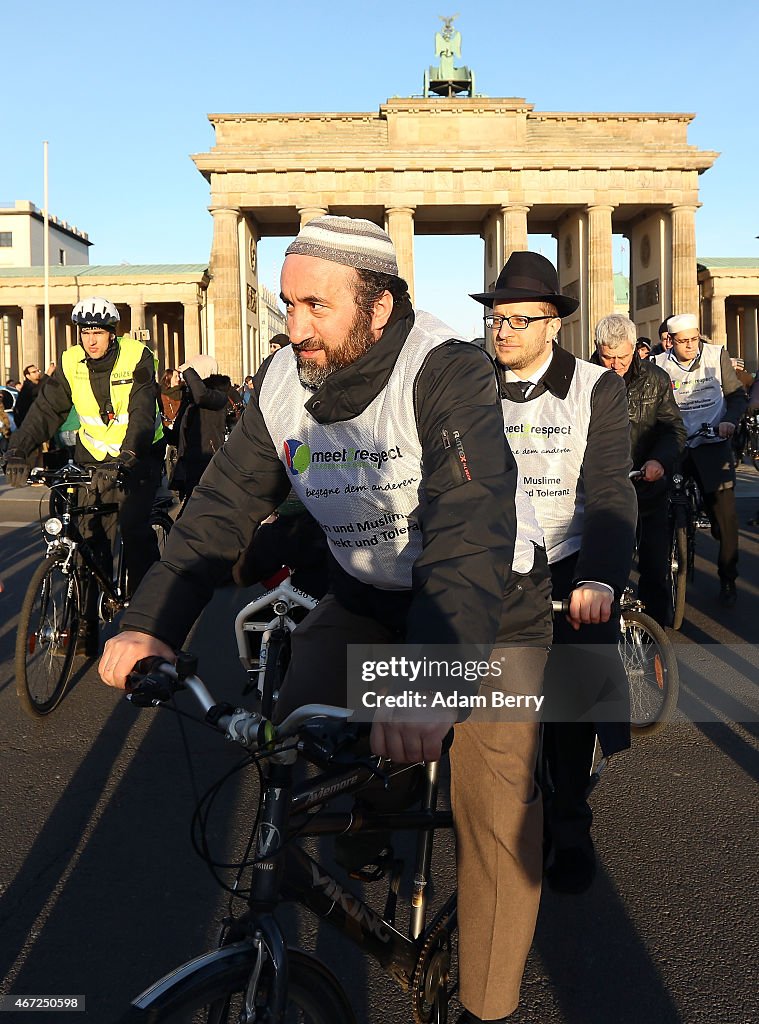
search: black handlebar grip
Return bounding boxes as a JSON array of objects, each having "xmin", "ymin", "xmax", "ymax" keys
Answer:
[{"xmin": 126, "ymin": 656, "xmax": 178, "ymax": 706}]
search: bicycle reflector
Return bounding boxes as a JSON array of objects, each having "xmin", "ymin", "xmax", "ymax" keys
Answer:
[{"xmin": 43, "ymin": 517, "xmax": 63, "ymax": 536}]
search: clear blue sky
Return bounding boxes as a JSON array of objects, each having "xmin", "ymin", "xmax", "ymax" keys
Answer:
[{"xmin": 2, "ymin": 0, "xmax": 757, "ymax": 338}]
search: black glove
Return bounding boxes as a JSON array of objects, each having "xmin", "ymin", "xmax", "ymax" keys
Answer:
[
  {"xmin": 91, "ymin": 451, "xmax": 139, "ymax": 492},
  {"xmin": 3, "ymin": 451, "xmax": 31, "ymax": 488}
]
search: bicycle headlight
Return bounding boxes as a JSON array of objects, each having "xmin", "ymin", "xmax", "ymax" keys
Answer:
[{"xmin": 44, "ymin": 517, "xmax": 63, "ymax": 537}]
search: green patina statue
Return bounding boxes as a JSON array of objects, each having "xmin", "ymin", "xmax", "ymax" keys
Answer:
[{"xmin": 424, "ymin": 14, "xmax": 476, "ymax": 97}]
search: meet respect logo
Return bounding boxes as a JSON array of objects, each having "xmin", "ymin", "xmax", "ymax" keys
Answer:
[{"xmin": 283, "ymin": 439, "xmax": 404, "ymax": 476}]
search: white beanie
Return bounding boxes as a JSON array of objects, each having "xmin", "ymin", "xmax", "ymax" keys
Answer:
[
  {"xmin": 286, "ymin": 216, "xmax": 398, "ymax": 277},
  {"xmin": 667, "ymin": 313, "xmax": 699, "ymax": 335}
]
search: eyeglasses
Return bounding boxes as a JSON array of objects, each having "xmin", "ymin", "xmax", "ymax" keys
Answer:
[{"xmin": 484, "ymin": 314, "xmax": 554, "ymax": 332}]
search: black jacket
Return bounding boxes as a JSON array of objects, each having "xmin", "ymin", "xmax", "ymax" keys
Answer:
[
  {"xmin": 590, "ymin": 351, "xmax": 686, "ymax": 513},
  {"xmin": 121, "ymin": 308, "xmax": 539, "ymax": 650},
  {"xmin": 9, "ymin": 342, "xmax": 161, "ymax": 466},
  {"xmin": 499, "ymin": 344, "xmax": 637, "ymax": 598},
  {"xmin": 172, "ymin": 370, "xmax": 235, "ymax": 489},
  {"xmin": 13, "ymin": 376, "xmax": 46, "ymax": 427}
]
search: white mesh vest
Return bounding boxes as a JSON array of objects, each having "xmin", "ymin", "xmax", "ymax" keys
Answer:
[
  {"xmin": 654, "ymin": 344, "xmax": 725, "ymax": 447},
  {"xmin": 258, "ymin": 312, "xmax": 541, "ymax": 588},
  {"xmin": 502, "ymin": 359, "xmax": 609, "ymax": 565}
]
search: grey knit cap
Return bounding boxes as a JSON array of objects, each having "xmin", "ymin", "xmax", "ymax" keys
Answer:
[{"xmin": 285, "ymin": 215, "xmax": 398, "ymax": 276}]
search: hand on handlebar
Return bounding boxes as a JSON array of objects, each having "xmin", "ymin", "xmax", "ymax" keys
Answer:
[
  {"xmin": 99, "ymin": 631, "xmax": 176, "ymax": 689},
  {"xmin": 718, "ymin": 421, "xmax": 736, "ymax": 440},
  {"xmin": 3, "ymin": 452, "xmax": 31, "ymax": 488},
  {"xmin": 640, "ymin": 459, "xmax": 665, "ymax": 482},
  {"xmin": 370, "ymin": 710, "xmax": 456, "ymax": 764},
  {"xmin": 565, "ymin": 584, "xmax": 614, "ymax": 631}
]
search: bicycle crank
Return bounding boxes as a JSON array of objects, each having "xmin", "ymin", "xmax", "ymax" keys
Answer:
[{"xmin": 412, "ymin": 922, "xmax": 452, "ymax": 1024}]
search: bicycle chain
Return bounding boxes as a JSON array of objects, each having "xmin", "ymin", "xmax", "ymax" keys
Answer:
[{"xmin": 411, "ymin": 918, "xmax": 452, "ymax": 1024}]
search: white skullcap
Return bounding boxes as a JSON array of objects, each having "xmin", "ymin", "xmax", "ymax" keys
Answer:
[{"xmin": 667, "ymin": 314, "xmax": 699, "ymax": 335}]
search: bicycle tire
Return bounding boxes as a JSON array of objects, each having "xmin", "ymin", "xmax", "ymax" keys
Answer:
[
  {"xmin": 670, "ymin": 524, "xmax": 688, "ymax": 631},
  {"xmin": 261, "ymin": 630, "xmax": 291, "ymax": 720},
  {"xmin": 150, "ymin": 510, "xmax": 173, "ymax": 556},
  {"xmin": 119, "ymin": 946, "xmax": 356, "ymax": 1024},
  {"xmin": 620, "ymin": 609, "xmax": 679, "ymax": 737},
  {"xmin": 15, "ymin": 555, "xmax": 82, "ymax": 718}
]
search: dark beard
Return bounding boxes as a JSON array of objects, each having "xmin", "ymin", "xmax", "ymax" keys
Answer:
[{"xmin": 294, "ymin": 309, "xmax": 375, "ymax": 390}]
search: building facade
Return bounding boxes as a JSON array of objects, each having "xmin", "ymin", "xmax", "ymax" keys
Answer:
[
  {"xmin": 698, "ymin": 258, "xmax": 759, "ymax": 371},
  {"xmin": 192, "ymin": 96, "xmax": 717, "ymax": 377},
  {"xmin": 0, "ymin": 201, "xmax": 90, "ymax": 269}
]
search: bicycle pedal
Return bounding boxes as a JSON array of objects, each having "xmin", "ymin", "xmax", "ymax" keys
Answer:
[{"xmin": 348, "ymin": 848, "xmax": 397, "ymax": 883}]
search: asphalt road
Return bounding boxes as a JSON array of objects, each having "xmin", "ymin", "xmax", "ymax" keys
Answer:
[{"xmin": 0, "ymin": 472, "xmax": 757, "ymax": 1024}]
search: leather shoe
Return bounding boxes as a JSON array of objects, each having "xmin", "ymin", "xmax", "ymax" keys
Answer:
[
  {"xmin": 718, "ymin": 581, "xmax": 737, "ymax": 609},
  {"xmin": 545, "ymin": 844, "xmax": 597, "ymax": 894},
  {"xmin": 456, "ymin": 1012, "xmax": 510, "ymax": 1023}
]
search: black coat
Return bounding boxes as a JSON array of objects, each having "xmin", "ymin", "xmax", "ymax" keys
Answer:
[
  {"xmin": 591, "ymin": 352, "xmax": 686, "ymax": 514},
  {"xmin": 173, "ymin": 370, "xmax": 242, "ymax": 490}
]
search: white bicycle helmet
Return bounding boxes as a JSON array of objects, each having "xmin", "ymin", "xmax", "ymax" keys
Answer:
[{"xmin": 71, "ymin": 297, "xmax": 120, "ymax": 331}]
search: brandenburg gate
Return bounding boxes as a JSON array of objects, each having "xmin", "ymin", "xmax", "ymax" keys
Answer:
[{"xmin": 193, "ymin": 96, "xmax": 717, "ymax": 380}]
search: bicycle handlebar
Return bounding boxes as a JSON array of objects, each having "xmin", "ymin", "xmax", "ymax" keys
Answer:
[
  {"xmin": 28, "ymin": 464, "xmax": 94, "ymax": 486},
  {"xmin": 125, "ymin": 655, "xmax": 352, "ymax": 754},
  {"xmin": 686, "ymin": 422, "xmax": 720, "ymax": 443}
]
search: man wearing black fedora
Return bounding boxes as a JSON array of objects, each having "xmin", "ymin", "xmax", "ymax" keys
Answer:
[{"xmin": 472, "ymin": 251, "xmax": 637, "ymax": 894}]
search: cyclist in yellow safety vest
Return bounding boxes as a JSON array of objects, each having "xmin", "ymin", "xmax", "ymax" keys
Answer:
[{"xmin": 3, "ymin": 297, "xmax": 166, "ymax": 656}]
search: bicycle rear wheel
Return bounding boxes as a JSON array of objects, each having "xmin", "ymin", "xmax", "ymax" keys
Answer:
[
  {"xmin": 150, "ymin": 510, "xmax": 173, "ymax": 556},
  {"xmin": 120, "ymin": 947, "xmax": 356, "ymax": 1023},
  {"xmin": 620, "ymin": 609, "xmax": 679, "ymax": 737},
  {"xmin": 15, "ymin": 555, "xmax": 82, "ymax": 718},
  {"xmin": 261, "ymin": 630, "xmax": 291, "ymax": 718},
  {"xmin": 670, "ymin": 523, "xmax": 688, "ymax": 630}
]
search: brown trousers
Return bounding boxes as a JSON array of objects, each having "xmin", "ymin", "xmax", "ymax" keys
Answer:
[{"xmin": 274, "ymin": 593, "xmax": 547, "ymax": 1020}]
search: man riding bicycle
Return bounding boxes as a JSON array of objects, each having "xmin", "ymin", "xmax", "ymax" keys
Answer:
[
  {"xmin": 654, "ymin": 313, "xmax": 747, "ymax": 608},
  {"xmin": 592, "ymin": 314, "xmax": 686, "ymax": 626},
  {"xmin": 99, "ymin": 216, "xmax": 553, "ymax": 1024},
  {"xmin": 3, "ymin": 296, "xmax": 165, "ymax": 654}
]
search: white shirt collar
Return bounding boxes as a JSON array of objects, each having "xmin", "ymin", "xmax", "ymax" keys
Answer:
[{"xmin": 502, "ymin": 348, "xmax": 554, "ymax": 387}]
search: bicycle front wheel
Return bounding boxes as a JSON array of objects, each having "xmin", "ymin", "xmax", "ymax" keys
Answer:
[
  {"xmin": 15, "ymin": 555, "xmax": 82, "ymax": 718},
  {"xmin": 620, "ymin": 609, "xmax": 679, "ymax": 737},
  {"xmin": 121, "ymin": 946, "xmax": 356, "ymax": 1024},
  {"xmin": 670, "ymin": 523, "xmax": 688, "ymax": 630}
]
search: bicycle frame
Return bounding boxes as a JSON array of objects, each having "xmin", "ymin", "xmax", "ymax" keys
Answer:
[{"xmin": 129, "ymin": 704, "xmax": 456, "ymax": 1019}]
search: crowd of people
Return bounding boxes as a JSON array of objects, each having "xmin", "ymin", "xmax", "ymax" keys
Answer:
[{"xmin": 4, "ymin": 215, "xmax": 757, "ymax": 1023}]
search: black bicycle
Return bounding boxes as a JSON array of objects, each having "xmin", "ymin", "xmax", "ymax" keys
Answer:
[
  {"xmin": 667, "ymin": 424, "xmax": 717, "ymax": 630},
  {"xmin": 15, "ymin": 464, "xmax": 173, "ymax": 719},
  {"xmin": 733, "ymin": 410, "xmax": 759, "ymax": 472},
  {"xmin": 119, "ymin": 654, "xmax": 456, "ymax": 1024}
]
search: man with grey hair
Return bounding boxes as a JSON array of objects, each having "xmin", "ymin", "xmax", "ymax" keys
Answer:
[
  {"xmin": 655, "ymin": 313, "xmax": 746, "ymax": 607},
  {"xmin": 98, "ymin": 215, "xmax": 553, "ymax": 1023},
  {"xmin": 593, "ymin": 314, "xmax": 686, "ymax": 625}
]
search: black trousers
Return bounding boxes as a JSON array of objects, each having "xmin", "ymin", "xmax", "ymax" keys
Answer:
[
  {"xmin": 682, "ymin": 444, "xmax": 739, "ymax": 583},
  {"xmin": 637, "ymin": 499, "xmax": 671, "ymax": 627},
  {"xmin": 81, "ymin": 459, "xmax": 162, "ymax": 622},
  {"xmin": 542, "ymin": 553, "xmax": 629, "ymax": 852}
]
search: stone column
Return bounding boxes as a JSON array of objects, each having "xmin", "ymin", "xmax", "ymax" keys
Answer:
[
  {"xmin": 65, "ymin": 322, "xmax": 75, "ymax": 349},
  {"xmin": 7, "ymin": 311, "xmax": 22, "ymax": 379},
  {"xmin": 183, "ymin": 301, "xmax": 201, "ymax": 361},
  {"xmin": 21, "ymin": 305, "xmax": 42, "ymax": 369},
  {"xmin": 671, "ymin": 205, "xmax": 699, "ymax": 316},
  {"xmin": 384, "ymin": 206, "xmax": 415, "ymax": 301},
  {"xmin": 298, "ymin": 206, "xmax": 328, "ymax": 228},
  {"xmin": 742, "ymin": 303, "xmax": 759, "ymax": 373},
  {"xmin": 130, "ymin": 300, "xmax": 146, "ymax": 335},
  {"xmin": 586, "ymin": 204, "xmax": 615, "ymax": 344},
  {"xmin": 499, "ymin": 204, "xmax": 530, "ymax": 261},
  {"xmin": 208, "ymin": 206, "xmax": 242, "ymax": 380},
  {"xmin": 710, "ymin": 294, "xmax": 727, "ymax": 348}
]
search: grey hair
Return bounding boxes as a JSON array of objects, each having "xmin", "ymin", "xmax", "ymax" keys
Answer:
[{"xmin": 595, "ymin": 314, "xmax": 637, "ymax": 351}]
